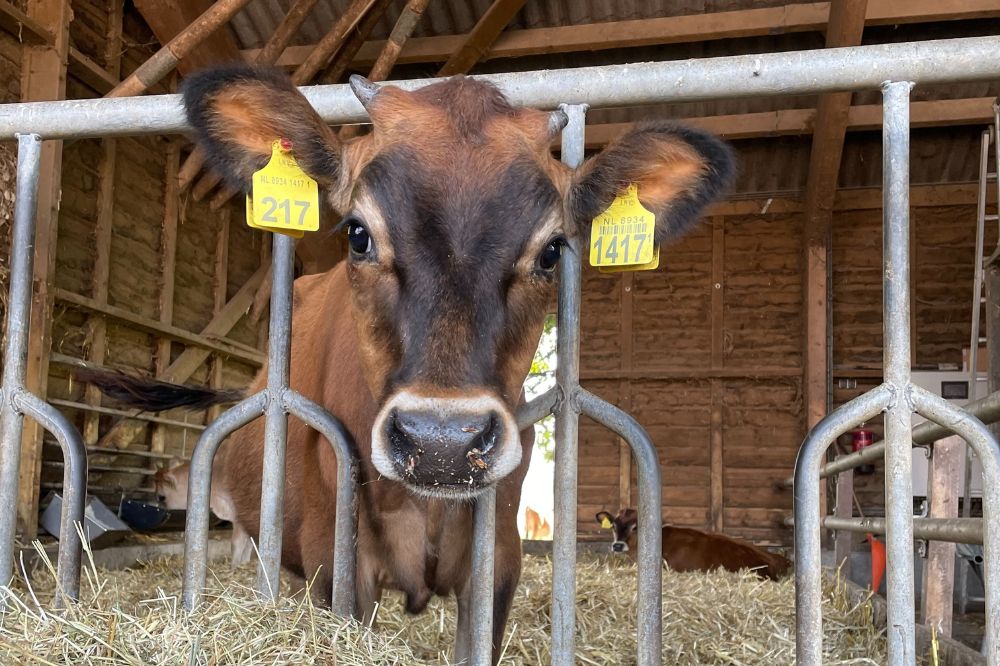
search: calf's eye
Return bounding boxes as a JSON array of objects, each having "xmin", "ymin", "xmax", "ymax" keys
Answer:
[
  {"xmin": 346, "ymin": 218, "xmax": 373, "ymax": 256},
  {"xmin": 538, "ymin": 238, "xmax": 564, "ymax": 272}
]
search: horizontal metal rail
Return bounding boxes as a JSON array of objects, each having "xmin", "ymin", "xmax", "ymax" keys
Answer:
[
  {"xmin": 782, "ymin": 387, "xmax": 1000, "ymax": 487},
  {"xmin": 0, "ymin": 36, "xmax": 996, "ymax": 139},
  {"xmin": 785, "ymin": 515, "xmax": 985, "ymax": 545}
]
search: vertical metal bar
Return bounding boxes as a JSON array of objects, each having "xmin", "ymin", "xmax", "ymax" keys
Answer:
[
  {"xmin": 882, "ymin": 79, "xmax": 916, "ymax": 666},
  {"xmin": 0, "ymin": 133, "xmax": 42, "ymax": 598},
  {"xmin": 551, "ymin": 102, "xmax": 587, "ymax": 666},
  {"xmin": 13, "ymin": 393, "xmax": 87, "ymax": 606},
  {"xmin": 182, "ymin": 392, "xmax": 266, "ymax": 610},
  {"xmin": 575, "ymin": 389, "xmax": 662, "ymax": 666},
  {"xmin": 469, "ymin": 487, "xmax": 497, "ymax": 665},
  {"xmin": 281, "ymin": 389, "xmax": 358, "ymax": 618},
  {"xmin": 911, "ymin": 385, "xmax": 1000, "ymax": 663},
  {"xmin": 256, "ymin": 232, "xmax": 295, "ymax": 601}
]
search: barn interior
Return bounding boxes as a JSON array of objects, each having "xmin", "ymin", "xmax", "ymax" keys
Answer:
[{"xmin": 0, "ymin": 0, "xmax": 997, "ymax": 656}]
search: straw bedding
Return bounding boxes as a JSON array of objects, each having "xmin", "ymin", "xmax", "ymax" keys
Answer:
[{"xmin": 0, "ymin": 544, "xmax": 887, "ymax": 665}]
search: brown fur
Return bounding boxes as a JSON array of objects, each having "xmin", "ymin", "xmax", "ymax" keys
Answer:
[
  {"xmin": 210, "ymin": 265, "xmax": 532, "ymax": 657},
  {"xmin": 597, "ymin": 508, "xmax": 791, "ymax": 581}
]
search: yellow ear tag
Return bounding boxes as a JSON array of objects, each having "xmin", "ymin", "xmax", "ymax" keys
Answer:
[
  {"xmin": 589, "ymin": 184, "xmax": 659, "ymax": 271},
  {"xmin": 245, "ymin": 139, "xmax": 320, "ymax": 236},
  {"xmin": 600, "ymin": 516, "xmax": 613, "ymax": 530}
]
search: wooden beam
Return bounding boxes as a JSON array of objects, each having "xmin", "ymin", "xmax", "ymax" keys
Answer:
[
  {"xmin": 55, "ymin": 289, "xmax": 265, "ymax": 365},
  {"xmin": 208, "ymin": 208, "xmax": 230, "ymax": 423},
  {"xmin": 293, "ymin": 0, "xmax": 376, "ymax": 85},
  {"xmin": 16, "ymin": 0, "xmax": 72, "ymax": 538},
  {"xmin": 0, "ymin": 0, "xmax": 52, "ymax": 45},
  {"xmin": 111, "ymin": 0, "xmax": 249, "ymax": 97},
  {"xmin": 437, "ymin": 0, "xmax": 527, "ymax": 76},
  {"xmin": 803, "ymin": 0, "xmax": 868, "ymax": 439},
  {"xmin": 922, "ymin": 436, "xmax": 962, "ymax": 636},
  {"xmin": 81, "ymin": 0, "xmax": 124, "ymax": 446},
  {"xmin": 150, "ymin": 141, "xmax": 180, "ymax": 454},
  {"xmin": 249, "ymin": 0, "xmax": 1000, "ymax": 69},
  {"xmin": 81, "ymin": 138, "xmax": 116, "ymax": 446},
  {"xmin": 368, "ymin": 0, "xmax": 430, "ymax": 80},
  {"xmin": 833, "ymin": 465, "xmax": 855, "ymax": 576},
  {"xmin": 97, "ymin": 262, "xmax": 270, "ymax": 449},
  {"xmin": 581, "ymin": 367, "xmax": 802, "ymax": 380},
  {"xmin": 710, "ymin": 216, "xmax": 726, "ymax": 533},
  {"xmin": 68, "ymin": 47, "xmax": 117, "ymax": 94}
]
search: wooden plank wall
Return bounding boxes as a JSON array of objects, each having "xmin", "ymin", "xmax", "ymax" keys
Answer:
[
  {"xmin": 578, "ymin": 203, "xmax": 985, "ymax": 546},
  {"xmin": 578, "ymin": 212, "xmax": 804, "ymax": 547},
  {"xmin": 34, "ymin": 0, "xmax": 265, "ymax": 509}
]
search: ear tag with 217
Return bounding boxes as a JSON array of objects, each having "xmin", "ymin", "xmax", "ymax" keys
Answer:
[
  {"xmin": 589, "ymin": 183, "xmax": 660, "ymax": 272},
  {"xmin": 246, "ymin": 139, "xmax": 320, "ymax": 238}
]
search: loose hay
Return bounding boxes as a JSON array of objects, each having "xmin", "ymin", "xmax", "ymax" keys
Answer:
[{"xmin": 1, "ymin": 545, "xmax": 886, "ymax": 665}]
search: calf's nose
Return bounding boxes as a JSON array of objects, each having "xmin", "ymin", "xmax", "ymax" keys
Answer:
[
  {"xmin": 394, "ymin": 410, "xmax": 493, "ymax": 451},
  {"xmin": 612, "ymin": 542, "xmax": 625, "ymax": 553}
]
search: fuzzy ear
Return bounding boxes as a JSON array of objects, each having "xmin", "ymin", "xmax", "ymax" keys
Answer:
[
  {"xmin": 569, "ymin": 122, "xmax": 734, "ymax": 243},
  {"xmin": 595, "ymin": 511, "xmax": 614, "ymax": 529},
  {"xmin": 182, "ymin": 65, "xmax": 342, "ymax": 193}
]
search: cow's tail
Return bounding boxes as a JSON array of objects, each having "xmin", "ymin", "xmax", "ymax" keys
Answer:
[{"xmin": 75, "ymin": 368, "xmax": 245, "ymax": 412}]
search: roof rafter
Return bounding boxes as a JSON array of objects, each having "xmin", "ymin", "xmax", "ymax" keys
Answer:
[{"xmin": 244, "ymin": 0, "xmax": 1000, "ymax": 69}]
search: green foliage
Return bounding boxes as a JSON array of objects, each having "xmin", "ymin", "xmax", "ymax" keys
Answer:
[{"xmin": 524, "ymin": 314, "xmax": 557, "ymax": 462}]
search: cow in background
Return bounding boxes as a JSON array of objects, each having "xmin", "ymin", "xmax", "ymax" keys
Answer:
[
  {"xmin": 154, "ymin": 461, "xmax": 252, "ymax": 568},
  {"xmin": 597, "ymin": 508, "xmax": 790, "ymax": 581},
  {"xmin": 523, "ymin": 506, "xmax": 551, "ymax": 540}
]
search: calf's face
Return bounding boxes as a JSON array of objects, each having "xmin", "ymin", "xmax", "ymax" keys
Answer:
[
  {"xmin": 597, "ymin": 508, "xmax": 638, "ymax": 554},
  {"xmin": 183, "ymin": 67, "xmax": 732, "ymax": 499},
  {"xmin": 154, "ymin": 462, "xmax": 188, "ymax": 510}
]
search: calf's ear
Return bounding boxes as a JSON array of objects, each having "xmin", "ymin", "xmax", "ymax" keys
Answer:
[
  {"xmin": 568, "ymin": 122, "xmax": 734, "ymax": 243},
  {"xmin": 182, "ymin": 65, "xmax": 343, "ymax": 195},
  {"xmin": 595, "ymin": 511, "xmax": 614, "ymax": 529}
]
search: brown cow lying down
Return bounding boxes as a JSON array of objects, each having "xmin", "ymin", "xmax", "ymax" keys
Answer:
[
  {"xmin": 596, "ymin": 508, "xmax": 791, "ymax": 581},
  {"xmin": 154, "ymin": 462, "xmax": 252, "ymax": 569},
  {"xmin": 83, "ymin": 63, "xmax": 733, "ymax": 664}
]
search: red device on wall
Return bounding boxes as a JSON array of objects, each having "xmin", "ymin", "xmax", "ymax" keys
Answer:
[{"xmin": 851, "ymin": 427, "xmax": 875, "ymax": 475}]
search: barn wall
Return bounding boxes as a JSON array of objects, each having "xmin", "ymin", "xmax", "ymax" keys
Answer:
[
  {"xmin": 33, "ymin": 0, "xmax": 266, "ymax": 507},
  {"xmin": 578, "ymin": 212, "xmax": 804, "ymax": 547},
  {"xmin": 578, "ymin": 203, "xmax": 983, "ymax": 546}
]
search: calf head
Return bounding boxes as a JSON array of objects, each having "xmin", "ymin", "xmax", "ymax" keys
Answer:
[
  {"xmin": 183, "ymin": 66, "xmax": 733, "ymax": 499},
  {"xmin": 597, "ymin": 508, "xmax": 638, "ymax": 554},
  {"xmin": 154, "ymin": 461, "xmax": 188, "ymax": 510}
]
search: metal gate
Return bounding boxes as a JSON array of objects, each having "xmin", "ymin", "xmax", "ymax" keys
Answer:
[{"xmin": 0, "ymin": 34, "xmax": 999, "ymax": 666}]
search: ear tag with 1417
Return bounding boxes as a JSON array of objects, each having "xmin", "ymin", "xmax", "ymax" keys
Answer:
[{"xmin": 589, "ymin": 183, "xmax": 660, "ymax": 272}]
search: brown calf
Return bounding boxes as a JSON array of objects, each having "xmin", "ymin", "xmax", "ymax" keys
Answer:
[
  {"xmin": 597, "ymin": 508, "xmax": 790, "ymax": 581},
  {"xmin": 84, "ymin": 63, "xmax": 732, "ymax": 664},
  {"xmin": 153, "ymin": 462, "xmax": 252, "ymax": 568}
]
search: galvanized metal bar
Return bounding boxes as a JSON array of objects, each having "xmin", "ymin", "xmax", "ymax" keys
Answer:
[
  {"xmin": 280, "ymin": 389, "xmax": 358, "ymax": 618},
  {"xmin": 516, "ymin": 387, "xmax": 558, "ymax": 430},
  {"xmin": 551, "ymin": 102, "xmax": 586, "ymax": 666},
  {"xmin": 785, "ymin": 514, "xmax": 985, "ymax": 545},
  {"xmin": 781, "ymin": 388, "xmax": 1000, "ymax": 486},
  {"xmin": 2, "ymin": 37, "xmax": 1000, "ymax": 139},
  {"xmin": 793, "ymin": 383, "xmax": 894, "ymax": 666},
  {"xmin": 882, "ymin": 80, "xmax": 916, "ymax": 666},
  {"xmin": 911, "ymin": 385, "xmax": 1000, "ymax": 663},
  {"xmin": 12, "ymin": 392, "xmax": 87, "ymax": 606},
  {"xmin": 576, "ymin": 388, "xmax": 662, "ymax": 666},
  {"xmin": 0, "ymin": 134, "xmax": 42, "ymax": 600},
  {"xmin": 182, "ymin": 391, "xmax": 267, "ymax": 610},
  {"xmin": 469, "ymin": 487, "xmax": 497, "ymax": 665},
  {"xmin": 256, "ymin": 232, "xmax": 296, "ymax": 602}
]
